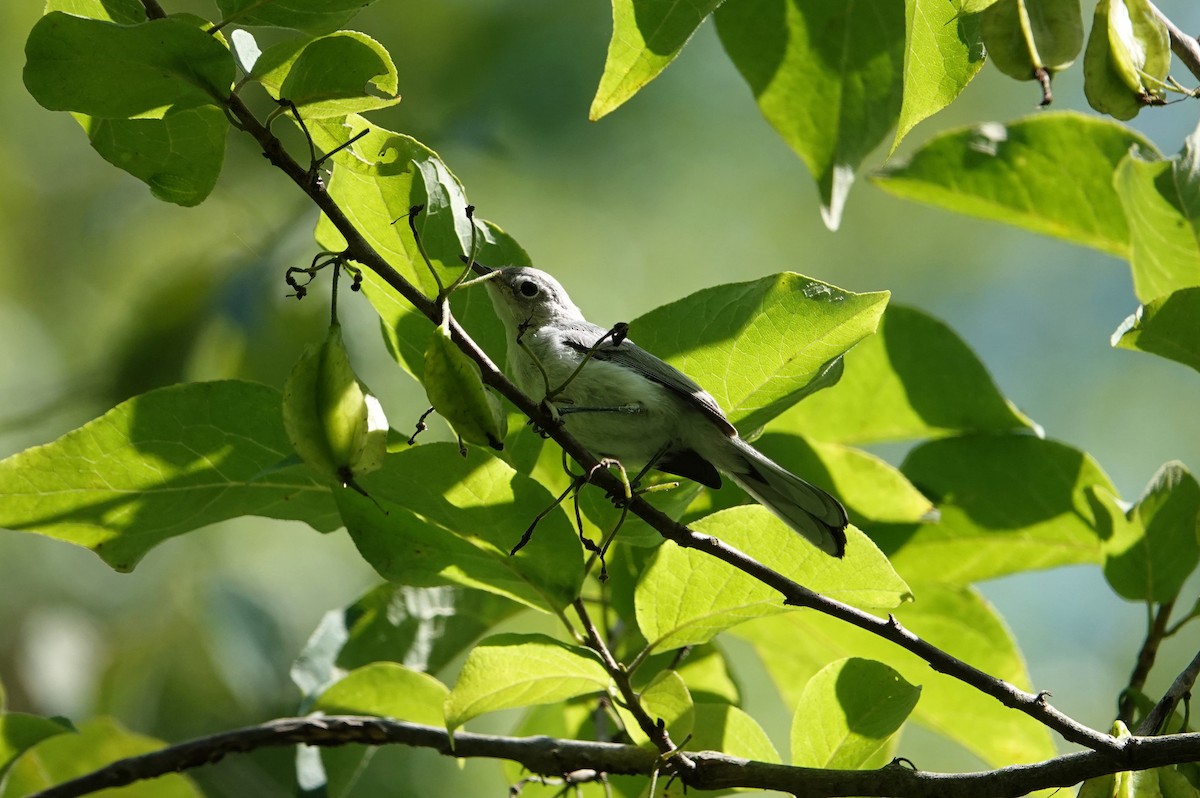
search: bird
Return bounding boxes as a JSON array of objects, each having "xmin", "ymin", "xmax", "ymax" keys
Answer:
[{"xmin": 473, "ymin": 264, "xmax": 848, "ymax": 557}]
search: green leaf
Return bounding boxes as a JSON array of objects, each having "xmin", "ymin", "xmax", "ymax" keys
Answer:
[
  {"xmin": 252, "ymin": 31, "xmax": 400, "ymax": 119},
  {"xmin": 874, "ymin": 112, "xmax": 1158, "ymax": 258},
  {"xmin": 890, "ymin": 435, "xmax": 1109, "ymax": 584},
  {"xmin": 0, "ymin": 717, "xmax": 200, "ymax": 798},
  {"xmin": 444, "ymin": 633, "xmax": 610, "ymax": 733},
  {"xmin": 980, "ymin": 0, "xmax": 1083, "ymax": 79},
  {"xmin": 0, "ymin": 714, "xmax": 73, "ymax": 781},
  {"xmin": 674, "ymin": 645, "xmax": 741, "ymax": 704},
  {"xmin": 423, "ymin": 323, "xmax": 506, "ymax": 450},
  {"xmin": 635, "ymin": 505, "xmax": 910, "ymax": 653},
  {"xmin": 689, "ymin": 702, "xmax": 781, "ymax": 763},
  {"xmin": 293, "ymin": 584, "xmax": 522, "ymax": 701},
  {"xmin": 45, "ymin": 0, "xmax": 146, "ymax": 24},
  {"xmin": 309, "ymin": 116, "xmax": 526, "ymax": 377},
  {"xmin": 216, "ymin": 0, "xmax": 377, "ymax": 34},
  {"xmin": 312, "ymin": 662, "xmax": 449, "ymax": 726},
  {"xmin": 0, "ymin": 381, "xmax": 339, "ymax": 572},
  {"xmin": 627, "ymin": 272, "xmax": 889, "ymax": 433},
  {"xmin": 894, "ymin": 0, "xmax": 985, "ymax": 151},
  {"xmin": 715, "ymin": 0, "xmax": 904, "ymax": 229},
  {"xmin": 778, "ymin": 304, "xmax": 1035, "ymax": 444},
  {"xmin": 74, "ymin": 105, "xmax": 228, "ymax": 207},
  {"xmin": 790, "ymin": 658, "xmax": 920, "ymax": 768},
  {"xmin": 738, "ymin": 584, "xmax": 1056, "ymax": 767},
  {"xmin": 1095, "ymin": 463, "xmax": 1200, "ymax": 603},
  {"xmin": 1112, "ymin": 129, "xmax": 1200, "ymax": 303},
  {"xmin": 615, "ymin": 671, "xmax": 694, "ymax": 747},
  {"xmin": 590, "ymin": 0, "xmax": 722, "ymax": 120},
  {"xmin": 1113, "ymin": 288, "xmax": 1200, "ymax": 372},
  {"xmin": 336, "ymin": 443, "xmax": 584, "ymax": 613},
  {"xmin": 24, "ymin": 14, "xmax": 233, "ymax": 118}
]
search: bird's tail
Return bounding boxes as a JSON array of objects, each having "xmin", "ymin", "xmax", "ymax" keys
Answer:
[{"xmin": 725, "ymin": 437, "xmax": 848, "ymax": 557}]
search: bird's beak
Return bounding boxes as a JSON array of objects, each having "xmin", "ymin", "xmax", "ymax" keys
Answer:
[{"xmin": 462, "ymin": 255, "xmax": 494, "ymax": 277}]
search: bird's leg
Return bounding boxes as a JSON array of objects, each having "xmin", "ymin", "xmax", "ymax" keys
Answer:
[{"xmin": 509, "ymin": 479, "xmax": 580, "ymax": 556}]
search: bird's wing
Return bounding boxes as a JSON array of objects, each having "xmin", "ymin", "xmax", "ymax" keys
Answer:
[{"xmin": 560, "ymin": 328, "xmax": 737, "ymax": 437}]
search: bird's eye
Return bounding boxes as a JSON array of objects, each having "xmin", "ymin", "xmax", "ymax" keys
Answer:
[{"xmin": 518, "ymin": 281, "xmax": 540, "ymax": 298}]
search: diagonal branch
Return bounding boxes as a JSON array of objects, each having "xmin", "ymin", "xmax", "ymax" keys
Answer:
[
  {"xmin": 22, "ymin": 715, "xmax": 1200, "ymax": 798},
  {"xmin": 220, "ymin": 94, "xmax": 1118, "ymax": 753},
  {"xmin": 1149, "ymin": 1, "xmax": 1200, "ymax": 83},
  {"xmin": 1137, "ymin": 647, "xmax": 1200, "ymax": 735}
]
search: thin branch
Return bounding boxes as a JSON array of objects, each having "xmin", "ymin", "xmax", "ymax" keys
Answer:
[
  {"xmin": 139, "ymin": 0, "xmax": 166, "ymax": 20},
  {"xmin": 22, "ymin": 715, "xmax": 1200, "ymax": 798},
  {"xmin": 1137, "ymin": 647, "xmax": 1200, "ymax": 735},
  {"xmin": 1150, "ymin": 1, "xmax": 1200, "ymax": 83},
  {"xmin": 219, "ymin": 94, "xmax": 1119, "ymax": 754},
  {"xmin": 1118, "ymin": 600, "xmax": 1175, "ymax": 725}
]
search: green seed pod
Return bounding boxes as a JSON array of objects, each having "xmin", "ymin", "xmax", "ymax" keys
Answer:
[
  {"xmin": 423, "ymin": 324, "xmax": 506, "ymax": 451},
  {"xmin": 1082, "ymin": 0, "xmax": 1167, "ymax": 120},
  {"xmin": 981, "ymin": 0, "xmax": 1083, "ymax": 80},
  {"xmin": 283, "ymin": 322, "xmax": 389, "ymax": 485}
]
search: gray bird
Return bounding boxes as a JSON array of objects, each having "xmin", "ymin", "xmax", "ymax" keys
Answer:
[{"xmin": 474, "ymin": 264, "xmax": 848, "ymax": 557}]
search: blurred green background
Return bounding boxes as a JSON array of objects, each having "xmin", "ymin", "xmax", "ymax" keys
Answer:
[{"xmin": 2, "ymin": 1, "xmax": 1199, "ymax": 795}]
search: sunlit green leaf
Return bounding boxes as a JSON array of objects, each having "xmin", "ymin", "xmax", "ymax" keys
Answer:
[
  {"xmin": 45, "ymin": 0, "xmax": 146, "ymax": 24},
  {"xmin": 216, "ymin": 0, "xmax": 377, "ymax": 34},
  {"xmin": 1, "ymin": 717, "xmax": 200, "ymax": 798},
  {"xmin": 590, "ymin": 0, "xmax": 721, "ymax": 120},
  {"xmin": 715, "ymin": 0, "xmax": 904, "ymax": 229},
  {"xmin": 890, "ymin": 435, "xmax": 1109, "ymax": 584},
  {"xmin": 336, "ymin": 443, "xmax": 584, "ymax": 613},
  {"xmin": 1112, "ymin": 129, "xmax": 1200, "ymax": 303},
  {"xmin": 444, "ymin": 634, "xmax": 610, "ymax": 732},
  {"xmin": 875, "ymin": 112, "xmax": 1157, "ymax": 257},
  {"xmin": 894, "ymin": 0, "xmax": 985, "ymax": 151},
  {"xmin": 615, "ymin": 670, "xmax": 694, "ymax": 747},
  {"xmin": 1113, "ymin": 288, "xmax": 1200, "ymax": 372},
  {"xmin": 790, "ymin": 658, "xmax": 920, "ymax": 768},
  {"xmin": 628, "ymin": 272, "xmax": 889, "ymax": 433},
  {"xmin": 0, "ymin": 381, "xmax": 339, "ymax": 572},
  {"xmin": 0, "ymin": 714, "xmax": 73, "ymax": 782},
  {"xmin": 690, "ymin": 702, "xmax": 781, "ymax": 763},
  {"xmin": 636, "ymin": 505, "xmax": 910, "ymax": 653},
  {"xmin": 312, "ymin": 662, "xmax": 448, "ymax": 726},
  {"xmin": 738, "ymin": 583, "xmax": 1056, "ymax": 767},
  {"xmin": 253, "ymin": 31, "xmax": 400, "ymax": 119},
  {"xmin": 778, "ymin": 304, "xmax": 1035, "ymax": 444}
]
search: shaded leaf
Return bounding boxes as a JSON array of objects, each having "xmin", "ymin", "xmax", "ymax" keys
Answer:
[
  {"xmin": 216, "ymin": 0, "xmax": 377, "ymax": 35},
  {"xmin": 715, "ymin": 0, "xmax": 904, "ymax": 229},
  {"xmin": 627, "ymin": 272, "xmax": 889, "ymax": 433},
  {"xmin": 1113, "ymin": 288, "xmax": 1200, "ymax": 373},
  {"xmin": 889, "ymin": 435, "xmax": 1111, "ymax": 584},
  {"xmin": 635, "ymin": 505, "xmax": 910, "ymax": 653},
  {"xmin": 778, "ymin": 304, "xmax": 1035, "ymax": 444},
  {"xmin": 591, "ymin": 0, "xmax": 722, "ymax": 120},
  {"xmin": 0, "ymin": 381, "xmax": 339, "ymax": 572},
  {"xmin": 336, "ymin": 443, "xmax": 584, "ymax": 613},
  {"xmin": 874, "ymin": 112, "xmax": 1157, "ymax": 258},
  {"xmin": 894, "ymin": 0, "xmax": 985, "ymax": 150},
  {"xmin": 252, "ymin": 31, "xmax": 400, "ymax": 119},
  {"xmin": 790, "ymin": 658, "xmax": 920, "ymax": 768},
  {"xmin": 444, "ymin": 634, "xmax": 609, "ymax": 732}
]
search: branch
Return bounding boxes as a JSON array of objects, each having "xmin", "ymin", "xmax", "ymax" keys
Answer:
[
  {"xmin": 24, "ymin": 715, "xmax": 1200, "ymax": 798},
  {"xmin": 219, "ymin": 95, "xmax": 1119, "ymax": 753},
  {"xmin": 1150, "ymin": 1, "xmax": 1200, "ymax": 83},
  {"xmin": 1118, "ymin": 600, "xmax": 1175, "ymax": 725},
  {"xmin": 1138, "ymin": 647, "xmax": 1200, "ymax": 735}
]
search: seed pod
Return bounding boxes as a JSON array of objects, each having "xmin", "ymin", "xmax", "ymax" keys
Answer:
[
  {"xmin": 1083, "ymin": 0, "xmax": 1168, "ymax": 119},
  {"xmin": 283, "ymin": 322, "xmax": 389, "ymax": 485},
  {"xmin": 423, "ymin": 324, "xmax": 506, "ymax": 451},
  {"xmin": 981, "ymin": 0, "xmax": 1083, "ymax": 80}
]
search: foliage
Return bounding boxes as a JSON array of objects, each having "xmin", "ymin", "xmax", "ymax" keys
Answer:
[{"xmin": 3, "ymin": 0, "xmax": 1200, "ymax": 796}]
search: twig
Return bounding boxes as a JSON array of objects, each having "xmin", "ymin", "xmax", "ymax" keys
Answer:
[
  {"xmin": 1137, "ymin": 647, "xmax": 1200, "ymax": 735},
  {"xmin": 139, "ymin": 0, "xmax": 166, "ymax": 19},
  {"xmin": 1149, "ymin": 1, "xmax": 1200, "ymax": 83},
  {"xmin": 1118, "ymin": 600, "xmax": 1175, "ymax": 725},
  {"xmin": 20, "ymin": 715, "xmax": 1200, "ymax": 798},
  {"xmin": 220, "ymin": 92, "xmax": 1120, "ymax": 753}
]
